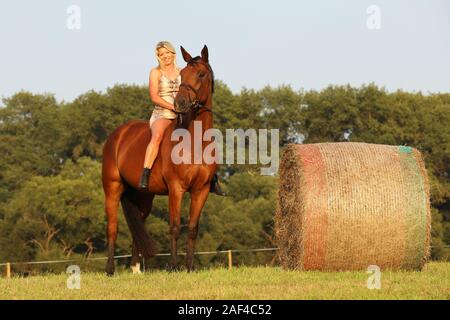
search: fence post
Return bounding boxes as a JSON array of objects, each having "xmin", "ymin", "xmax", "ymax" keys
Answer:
[
  {"xmin": 228, "ymin": 250, "xmax": 232, "ymax": 270},
  {"xmin": 6, "ymin": 263, "xmax": 11, "ymax": 278}
]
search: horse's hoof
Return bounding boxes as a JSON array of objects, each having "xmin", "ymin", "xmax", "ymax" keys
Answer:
[
  {"xmin": 166, "ymin": 263, "xmax": 181, "ymax": 273},
  {"xmin": 186, "ymin": 266, "xmax": 196, "ymax": 273},
  {"xmin": 106, "ymin": 271, "xmax": 114, "ymax": 277},
  {"xmin": 131, "ymin": 263, "xmax": 142, "ymax": 274},
  {"xmin": 106, "ymin": 265, "xmax": 115, "ymax": 276}
]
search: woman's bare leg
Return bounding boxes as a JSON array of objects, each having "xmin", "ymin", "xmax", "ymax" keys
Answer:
[{"xmin": 143, "ymin": 118, "xmax": 173, "ymax": 169}]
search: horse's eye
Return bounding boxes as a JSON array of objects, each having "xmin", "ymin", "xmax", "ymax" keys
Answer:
[{"xmin": 199, "ymin": 72, "xmax": 206, "ymax": 78}]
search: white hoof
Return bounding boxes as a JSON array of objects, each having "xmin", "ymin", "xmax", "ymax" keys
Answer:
[{"xmin": 131, "ymin": 263, "xmax": 141, "ymax": 274}]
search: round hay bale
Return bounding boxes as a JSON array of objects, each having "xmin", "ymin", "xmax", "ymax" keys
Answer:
[{"xmin": 275, "ymin": 142, "xmax": 431, "ymax": 271}]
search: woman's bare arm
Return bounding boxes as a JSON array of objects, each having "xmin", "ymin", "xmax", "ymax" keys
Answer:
[{"xmin": 149, "ymin": 68, "xmax": 175, "ymax": 110}]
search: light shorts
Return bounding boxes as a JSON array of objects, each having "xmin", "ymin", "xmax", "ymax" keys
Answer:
[{"xmin": 149, "ymin": 106, "xmax": 177, "ymax": 128}]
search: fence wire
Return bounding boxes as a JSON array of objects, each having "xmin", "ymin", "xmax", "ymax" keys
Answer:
[
  {"xmin": 1, "ymin": 245, "xmax": 448, "ymax": 267},
  {"xmin": 0, "ymin": 247, "xmax": 280, "ymax": 267}
]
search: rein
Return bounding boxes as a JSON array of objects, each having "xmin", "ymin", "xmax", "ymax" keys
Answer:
[
  {"xmin": 193, "ymin": 102, "xmax": 213, "ymax": 116},
  {"xmin": 178, "ymin": 82, "xmax": 213, "ymax": 116}
]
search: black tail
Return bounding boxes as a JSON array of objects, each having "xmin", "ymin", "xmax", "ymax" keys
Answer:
[{"xmin": 120, "ymin": 192, "xmax": 156, "ymax": 259}]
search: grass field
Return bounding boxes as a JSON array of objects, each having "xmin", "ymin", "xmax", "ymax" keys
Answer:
[{"xmin": 1, "ymin": 262, "xmax": 449, "ymax": 300}]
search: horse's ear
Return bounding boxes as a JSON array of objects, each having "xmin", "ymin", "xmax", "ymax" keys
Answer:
[
  {"xmin": 201, "ymin": 45, "xmax": 209, "ymax": 63},
  {"xmin": 180, "ymin": 46, "xmax": 192, "ymax": 63}
]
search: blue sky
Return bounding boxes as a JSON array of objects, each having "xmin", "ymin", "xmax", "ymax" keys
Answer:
[{"xmin": 0, "ymin": 0, "xmax": 449, "ymax": 103}]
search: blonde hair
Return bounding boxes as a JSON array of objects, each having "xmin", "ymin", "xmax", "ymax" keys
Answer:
[{"xmin": 155, "ymin": 41, "xmax": 178, "ymax": 70}]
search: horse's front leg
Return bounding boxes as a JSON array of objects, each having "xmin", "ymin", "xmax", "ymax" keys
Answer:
[
  {"xmin": 168, "ymin": 188, "xmax": 184, "ymax": 271},
  {"xmin": 186, "ymin": 187, "xmax": 210, "ymax": 272}
]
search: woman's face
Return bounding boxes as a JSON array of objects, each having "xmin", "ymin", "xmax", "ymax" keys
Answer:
[{"xmin": 157, "ymin": 47, "xmax": 175, "ymax": 66}]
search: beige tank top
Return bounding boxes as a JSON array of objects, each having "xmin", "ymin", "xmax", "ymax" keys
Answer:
[{"xmin": 155, "ymin": 68, "xmax": 181, "ymax": 119}]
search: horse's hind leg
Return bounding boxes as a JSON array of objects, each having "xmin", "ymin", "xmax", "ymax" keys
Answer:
[
  {"xmin": 103, "ymin": 179, "xmax": 124, "ymax": 276},
  {"xmin": 130, "ymin": 242, "xmax": 141, "ymax": 274},
  {"xmin": 128, "ymin": 191, "xmax": 155, "ymax": 274},
  {"xmin": 121, "ymin": 189, "xmax": 156, "ymax": 274},
  {"xmin": 102, "ymin": 133, "xmax": 126, "ymax": 276}
]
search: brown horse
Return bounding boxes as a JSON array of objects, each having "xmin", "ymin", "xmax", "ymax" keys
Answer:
[{"xmin": 101, "ymin": 45, "xmax": 217, "ymax": 275}]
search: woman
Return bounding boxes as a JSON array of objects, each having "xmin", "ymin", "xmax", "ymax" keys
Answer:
[{"xmin": 139, "ymin": 41, "xmax": 225, "ymax": 196}]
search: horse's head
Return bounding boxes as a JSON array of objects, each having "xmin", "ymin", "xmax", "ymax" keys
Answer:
[{"xmin": 174, "ymin": 45, "xmax": 214, "ymax": 128}]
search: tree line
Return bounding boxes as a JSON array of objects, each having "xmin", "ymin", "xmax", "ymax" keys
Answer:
[{"xmin": 0, "ymin": 81, "xmax": 448, "ymax": 272}]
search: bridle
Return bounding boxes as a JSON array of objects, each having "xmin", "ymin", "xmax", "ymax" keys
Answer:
[
  {"xmin": 177, "ymin": 60, "xmax": 214, "ymax": 116},
  {"xmin": 178, "ymin": 83, "xmax": 212, "ymax": 116}
]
